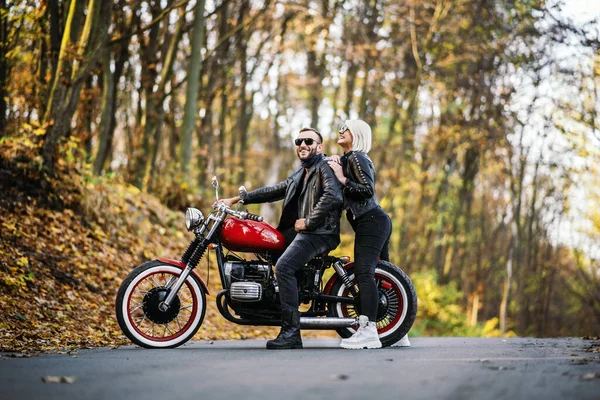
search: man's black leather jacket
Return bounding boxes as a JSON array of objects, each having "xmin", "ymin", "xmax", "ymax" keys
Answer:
[
  {"xmin": 240, "ymin": 156, "xmax": 343, "ymax": 235},
  {"xmin": 341, "ymin": 150, "xmax": 379, "ymax": 219}
]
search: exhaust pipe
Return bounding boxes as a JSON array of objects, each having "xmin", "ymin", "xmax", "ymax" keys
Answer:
[{"xmin": 300, "ymin": 317, "xmax": 358, "ymax": 329}]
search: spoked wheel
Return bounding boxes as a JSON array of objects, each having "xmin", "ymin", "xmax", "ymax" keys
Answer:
[
  {"xmin": 116, "ymin": 260, "xmax": 206, "ymax": 348},
  {"xmin": 326, "ymin": 260, "xmax": 417, "ymax": 347}
]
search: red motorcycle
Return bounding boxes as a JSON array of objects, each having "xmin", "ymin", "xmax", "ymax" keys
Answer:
[{"xmin": 115, "ymin": 177, "xmax": 417, "ymax": 348}]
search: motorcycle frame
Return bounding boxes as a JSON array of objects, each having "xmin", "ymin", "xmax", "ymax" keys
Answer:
[
  {"xmin": 157, "ymin": 178, "xmax": 360, "ymax": 330},
  {"xmin": 211, "ymin": 242, "xmax": 357, "ymax": 328}
]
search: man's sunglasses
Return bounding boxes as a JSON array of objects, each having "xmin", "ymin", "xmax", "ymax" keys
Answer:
[
  {"xmin": 338, "ymin": 124, "xmax": 348, "ymax": 134},
  {"xmin": 294, "ymin": 138, "xmax": 320, "ymax": 146}
]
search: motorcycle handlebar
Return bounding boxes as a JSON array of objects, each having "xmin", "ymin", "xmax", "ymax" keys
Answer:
[{"xmin": 215, "ymin": 202, "xmax": 263, "ymax": 222}]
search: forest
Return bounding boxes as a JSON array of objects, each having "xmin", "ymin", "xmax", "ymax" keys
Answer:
[{"xmin": 1, "ymin": 0, "xmax": 599, "ymax": 351}]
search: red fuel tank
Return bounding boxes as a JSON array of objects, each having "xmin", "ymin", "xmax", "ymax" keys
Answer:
[{"xmin": 219, "ymin": 218, "xmax": 286, "ymax": 253}]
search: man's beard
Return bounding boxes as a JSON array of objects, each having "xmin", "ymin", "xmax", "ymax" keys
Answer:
[{"xmin": 297, "ymin": 146, "xmax": 318, "ymax": 161}]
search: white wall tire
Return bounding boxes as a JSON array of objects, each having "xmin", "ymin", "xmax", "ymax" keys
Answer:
[{"xmin": 116, "ymin": 261, "xmax": 206, "ymax": 348}]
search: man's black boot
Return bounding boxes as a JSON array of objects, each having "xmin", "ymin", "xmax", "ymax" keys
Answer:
[{"xmin": 266, "ymin": 309, "xmax": 303, "ymax": 349}]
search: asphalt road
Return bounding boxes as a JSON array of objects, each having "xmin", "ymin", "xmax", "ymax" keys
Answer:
[{"xmin": 1, "ymin": 337, "xmax": 599, "ymax": 400}]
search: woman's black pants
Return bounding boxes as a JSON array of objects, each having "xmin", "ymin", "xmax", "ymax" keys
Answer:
[{"xmin": 350, "ymin": 206, "xmax": 392, "ymax": 322}]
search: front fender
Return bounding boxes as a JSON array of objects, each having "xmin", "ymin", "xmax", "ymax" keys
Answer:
[{"xmin": 156, "ymin": 258, "xmax": 210, "ymax": 295}]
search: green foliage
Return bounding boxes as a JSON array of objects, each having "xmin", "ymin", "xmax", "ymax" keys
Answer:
[{"xmin": 411, "ymin": 270, "xmax": 514, "ymax": 337}]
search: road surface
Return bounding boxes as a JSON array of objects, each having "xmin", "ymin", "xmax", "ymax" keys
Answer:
[{"xmin": 1, "ymin": 337, "xmax": 599, "ymax": 400}]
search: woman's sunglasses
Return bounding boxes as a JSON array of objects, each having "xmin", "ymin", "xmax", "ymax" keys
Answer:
[
  {"xmin": 294, "ymin": 138, "xmax": 319, "ymax": 146},
  {"xmin": 338, "ymin": 124, "xmax": 348, "ymax": 134}
]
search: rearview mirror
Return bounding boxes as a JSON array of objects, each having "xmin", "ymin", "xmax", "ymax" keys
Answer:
[{"xmin": 212, "ymin": 176, "xmax": 219, "ymax": 201}]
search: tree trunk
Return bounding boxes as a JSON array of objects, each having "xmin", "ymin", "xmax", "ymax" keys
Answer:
[
  {"xmin": 344, "ymin": 62, "xmax": 358, "ymax": 118},
  {"xmin": 47, "ymin": 0, "xmax": 62, "ymax": 90},
  {"xmin": 42, "ymin": 0, "xmax": 111, "ymax": 176},
  {"xmin": 81, "ymin": 74, "xmax": 94, "ymax": 161},
  {"xmin": 93, "ymin": 49, "xmax": 114, "ymax": 174},
  {"xmin": 236, "ymin": 38, "xmax": 249, "ymax": 185},
  {"xmin": 93, "ymin": 0, "xmax": 141, "ymax": 175},
  {"xmin": 0, "ymin": 0, "xmax": 8, "ymax": 133},
  {"xmin": 500, "ymin": 239, "xmax": 514, "ymax": 334},
  {"xmin": 307, "ymin": 48, "xmax": 323, "ymax": 128},
  {"xmin": 180, "ymin": 0, "xmax": 206, "ymax": 176},
  {"xmin": 148, "ymin": 12, "xmax": 185, "ymax": 185},
  {"xmin": 131, "ymin": 2, "xmax": 163, "ymax": 188},
  {"xmin": 217, "ymin": 91, "xmax": 227, "ymax": 169}
]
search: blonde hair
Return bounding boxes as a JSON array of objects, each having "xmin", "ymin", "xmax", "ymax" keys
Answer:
[{"xmin": 345, "ymin": 119, "xmax": 372, "ymax": 153}]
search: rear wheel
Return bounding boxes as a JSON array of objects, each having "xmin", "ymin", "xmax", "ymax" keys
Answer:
[
  {"xmin": 116, "ymin": 260, "xmax": 206, "ymax": 348},
  {"xmin": 326, "ymin": 260, "xmax": 417, "ymax": 347}
]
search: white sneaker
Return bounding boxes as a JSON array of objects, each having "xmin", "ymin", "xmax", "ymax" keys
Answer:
[
  {"xmin": 340, "ymin": 315, "xmax": 382, "ymax": 349},
  {"xmin": 393, "ymin": 334, "xmax": 410, "ymax": 347}
]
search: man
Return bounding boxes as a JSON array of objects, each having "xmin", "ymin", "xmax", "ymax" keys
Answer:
[{"xmin": 219, "ymin": 127, "xmax": 343, "ymax": 349}]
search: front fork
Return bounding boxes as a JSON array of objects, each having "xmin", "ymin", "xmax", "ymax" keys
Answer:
[
  {"xmin": 159, "ymin": 213, "xmax": 224, "ymax": 311},
  {"xmin": 159, "ymin": 265, "xmax": 196, "ymax": 312}
]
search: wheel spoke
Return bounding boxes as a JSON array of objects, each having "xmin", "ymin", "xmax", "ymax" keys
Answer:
[
  {"xmin": 151, "ymin": 276, "xmax": 161, "ymax": 289},
  {"xmin": 130, "ymin": 303, "xmax": 144, "ymax": 313},
  {"xmin": 165, "ymin": 323, "xmax": 177, "ymax": 336}
]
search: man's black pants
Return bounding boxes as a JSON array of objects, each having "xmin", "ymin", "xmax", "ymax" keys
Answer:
[{"xmin": 275, "ymin": 231, "xmax": 339, "ymax": 312}]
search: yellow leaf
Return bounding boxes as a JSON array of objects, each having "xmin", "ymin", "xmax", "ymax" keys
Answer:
[
  {"xmin": 16, "ymin": 257, "xmax": 28, "ymax": 267},
  {"xmin": 127, "ymin": 185, "xmax": 140, "ymax": 195},
  {"xmin": 2, "ymin": 221, "xmax": 16, "ymax": 231}
]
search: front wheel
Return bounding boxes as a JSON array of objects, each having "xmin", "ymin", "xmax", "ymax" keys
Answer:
[
  {"xmin": 115, "ymin": 260, "xmax": 206, "ymax": 348},
  {"xmin": 326, "ymin": 260, "xmax": 417, "ymax": 348}
]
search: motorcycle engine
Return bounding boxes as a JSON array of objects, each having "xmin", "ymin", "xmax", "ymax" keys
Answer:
[{"xmin": 224, "ymin": 260, "xmax": 274, "ymax": 302}]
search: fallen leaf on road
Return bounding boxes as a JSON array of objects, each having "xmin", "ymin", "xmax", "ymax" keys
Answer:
[
  {"xmin": 330, "ymin": 374, "xmax": 349, "ymax": 380},
  {"xmin": 580, "ymin": 373, "xmax": 600, "ymax": 381},
  {"xmin": 570, "ymin": 359, "xmax": 590, "ymax": 365},
  {"xmin": 487, "ymin": 366, "xmax": 515, "ymax": 371},
  {"xmin": 41, "ymin": 376, "xmax": 77, "ymax": 384}
]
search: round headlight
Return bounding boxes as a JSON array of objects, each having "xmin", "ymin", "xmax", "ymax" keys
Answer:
[{"xmin": 185, "ymin": 208, "xmax": 204, "ymax": 231}]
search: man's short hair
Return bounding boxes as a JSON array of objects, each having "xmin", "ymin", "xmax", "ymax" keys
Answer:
[{"xmin": 299, "ymin": 127, "xmax": 323, "ymax": 144}]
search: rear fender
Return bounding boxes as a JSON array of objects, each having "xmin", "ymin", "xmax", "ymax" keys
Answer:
[{"xmin": 156, "ymin": 258, "xmax": 210, "ymax": 294}]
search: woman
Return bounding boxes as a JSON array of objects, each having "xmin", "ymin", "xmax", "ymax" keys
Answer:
[{"xmin": 328, "ymin": 119, "xmax": 409, "ymax": 349}]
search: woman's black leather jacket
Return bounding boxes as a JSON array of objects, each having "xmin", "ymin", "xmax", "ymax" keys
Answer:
[{"xmin": 341, "ymin": 151, "xmax": 379, "ymax": 219}]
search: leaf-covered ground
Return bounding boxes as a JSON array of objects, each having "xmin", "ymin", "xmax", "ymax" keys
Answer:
[{"xmin": 0, "ymin": 145, "xmax": 333, "ymax": 353}]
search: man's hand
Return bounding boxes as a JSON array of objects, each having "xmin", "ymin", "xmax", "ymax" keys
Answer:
[
  {"xmin": 295, "ymin": 218, "xmax": 307, "ymax": 232},
  {"xmin": 214, "ymin": 196, "xmax": 240, "ymax": 208},
  {"xmin": 327, "ymin": 160, "xmax": 347, "ymax": 185}
]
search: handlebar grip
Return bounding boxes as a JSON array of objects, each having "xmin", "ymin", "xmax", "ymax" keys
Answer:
[{"xmin": 247, "ymin": 212, "xmax": 263, "ymax": 222}]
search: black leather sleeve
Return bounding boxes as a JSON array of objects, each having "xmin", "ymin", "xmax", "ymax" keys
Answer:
[
  {"xmin": 242, "ymin": 178, "xmax": 289, "ymax": 205},
  {"xmin": 343, "ymin": 152, "xmax": 375, "ymax": 200},
  {"xmin": 305, "ymin": 162, "xmax": 343, "ymax": 230}
]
